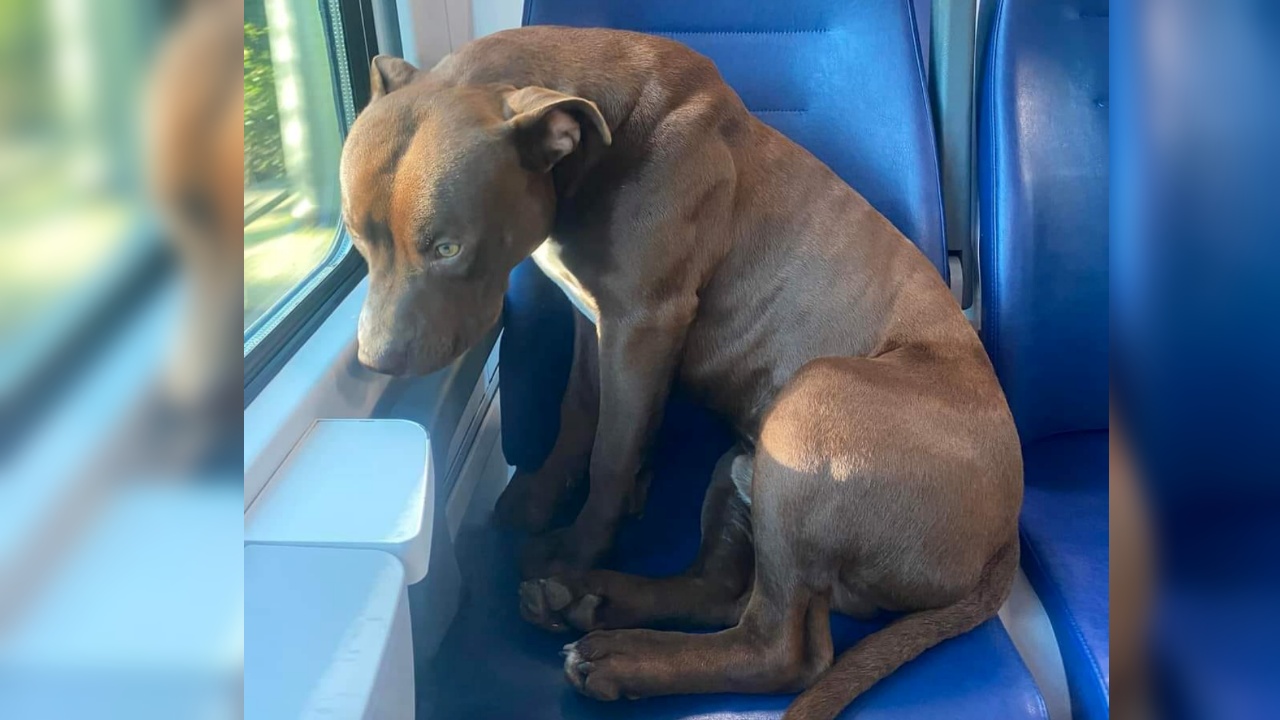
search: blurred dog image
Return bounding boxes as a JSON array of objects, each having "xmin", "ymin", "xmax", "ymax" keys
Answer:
[{"xmin": 147, "ymin": 0, "xmax": 243, "ymax": 414}]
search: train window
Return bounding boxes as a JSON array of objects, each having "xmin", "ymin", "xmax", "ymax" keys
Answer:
[
  {"xmin": 242, "ymin": 0, "xmax": 377, "ymax": 397},
  {"xmin": 243, "ymin": 0, "xmax": 344, "ymax": 330}
]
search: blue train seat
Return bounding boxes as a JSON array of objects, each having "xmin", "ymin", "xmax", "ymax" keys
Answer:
[{"xmin": 978, "ymin": 0, "xmax": 1110, "ymax": 718}]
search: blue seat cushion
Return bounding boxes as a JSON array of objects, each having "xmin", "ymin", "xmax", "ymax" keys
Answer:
[
  {"xmin": 1019, "ymin": 431, "xmax": 1109, "ymax": 720},
  {"xmin": 500, "ymin": 259, "xmax": 576, "ymax": 470},
  {"xmin": 422, "ymin": 392, "xmax": 1046, "ymax": 719}
]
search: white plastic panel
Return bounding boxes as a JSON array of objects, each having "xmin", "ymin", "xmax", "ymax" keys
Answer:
[
  {"xmin": 245, "ymin": 545, "xmax": 413, "ymax": 720},
  {"xmin": 246, "ymin": 419, "xmax": 433, "ymax": 583}
]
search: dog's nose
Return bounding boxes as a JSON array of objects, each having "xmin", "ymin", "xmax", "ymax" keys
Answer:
[{"xmin": 357, "ymin": 343, "xmax": 408, "ymax": 375}]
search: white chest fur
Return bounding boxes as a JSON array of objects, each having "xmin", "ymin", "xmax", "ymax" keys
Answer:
[{"xmin": 531, "ymin": 241, "xmax": 600, "ymax": 325}]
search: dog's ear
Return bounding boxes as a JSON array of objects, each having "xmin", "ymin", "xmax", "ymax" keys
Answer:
[
  {"xmin": 503, "ymin": 86, "xmax": 612, "ymax": 173},
  {"xmin": 369, "ymin": 55, "xmax": 420, "ymax": 102}
]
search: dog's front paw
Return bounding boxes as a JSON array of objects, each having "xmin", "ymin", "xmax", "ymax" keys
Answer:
[
  {"xmin": 562, "ymin": 631, "xmax": 638, "ymax": 701},
  {"xmin": 519, "ymin": 577, "xmax": 605, "ymax": 632}
]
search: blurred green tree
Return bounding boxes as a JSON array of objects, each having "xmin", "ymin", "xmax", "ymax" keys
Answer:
[
  {"xmin": 0, "ymin": 0, "xmax": 52, "ymax": 134},
  {"xmin": 244, "ymin": 21, "xmax": 285, "ymax": 185}
]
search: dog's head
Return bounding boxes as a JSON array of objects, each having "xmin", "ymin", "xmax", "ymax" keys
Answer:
[{"xmin": 340, "ymin": 55, "xmax": 611, "ymax": 375}]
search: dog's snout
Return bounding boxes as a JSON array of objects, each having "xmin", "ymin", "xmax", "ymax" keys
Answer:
[
  {"xmin": 357, "ymin": 342, "xmax": 408, "ymax": 375},
  {"xmin": 357, "ymin": 299, "xmax": 409, "ymax": 375}
]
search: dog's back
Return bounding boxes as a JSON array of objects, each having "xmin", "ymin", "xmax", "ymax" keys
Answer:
[{"xmin": 438, "ymin": 27, "xmax": 1000, "ymax": 434}]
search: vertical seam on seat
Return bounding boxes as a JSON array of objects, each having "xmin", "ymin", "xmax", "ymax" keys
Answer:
[{"xmin": 984, "ymin": 0, "xmax": 1009, "ymax": 378}]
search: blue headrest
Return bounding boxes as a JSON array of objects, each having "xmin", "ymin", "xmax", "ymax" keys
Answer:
[
  {"xmin": 978, "ymin": 0, "xmax": 1109, "ymax": 444},
  {"xmin": 524, "ymin": 0, "xmax": 949, "ymax": 278}
]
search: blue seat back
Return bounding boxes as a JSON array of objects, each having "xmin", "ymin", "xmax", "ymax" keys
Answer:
[
  {"xmin": 978, "ymin": 0, "xmax": 1109, "ymax": 444},
  {"xmin": 524, "ymin": 0, "xmax": 949, "ymax": 278}
]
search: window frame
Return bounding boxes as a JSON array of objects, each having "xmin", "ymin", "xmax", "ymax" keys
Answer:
[{"xmin": 242, "ymin": 0, "xmax": 381, "ymax": 404}]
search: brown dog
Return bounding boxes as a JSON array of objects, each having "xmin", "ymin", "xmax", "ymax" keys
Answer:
[{"xmin": 340, "ymin": 26, "xmax": 1022, "ymax": 720}]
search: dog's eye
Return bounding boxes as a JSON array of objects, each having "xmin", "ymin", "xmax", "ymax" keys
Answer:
[{"xmin": 435, "ymin": 242, "xmax": 461, "ymax": 258}]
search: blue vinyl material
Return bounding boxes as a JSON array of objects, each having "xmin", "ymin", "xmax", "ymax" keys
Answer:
[
  {"xmin": 500, "ymin": 259, "xmax": 576, "ymax": 470},
  {"xmin": 978, "ymin": 1, "xmax": 1110, "ymax": 717},
  {"xmin": 1019, "ymin": 431, "xmax": 1110, "ymax": 720},
  {"xmin": 978, "ymin": 0, "xmax": 1109, "ymax": 446}
]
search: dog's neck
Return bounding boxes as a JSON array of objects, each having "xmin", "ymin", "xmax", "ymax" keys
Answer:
[
  {"xmin": 432, "ymin": 40, "xmax": 652, "ymax": 158},
  {"xmin": 431, "ymin": 30, "xmax": 689, "ymax": 310}
]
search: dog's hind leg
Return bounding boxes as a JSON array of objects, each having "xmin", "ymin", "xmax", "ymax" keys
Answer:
[
  {"xmin": 520, "ymin": 447, "xmax": 755, "ymax": 632},
  {"xmin": 557, "ymin": 352, "xmax": 1021, "ymax": 704},
  {"xmin": 496, "ymin": 310, "xmax": 599, "ymax": 534}
]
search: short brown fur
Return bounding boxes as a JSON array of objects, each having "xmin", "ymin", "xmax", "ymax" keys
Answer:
[{"xmin": 340, "ymin": 27, "xmax": 1023, "ymax": 720}]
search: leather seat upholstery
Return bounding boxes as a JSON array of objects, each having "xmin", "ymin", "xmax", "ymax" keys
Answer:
[{"xmin": 978, "ymin": 1, "xmax": 1110, "ymax": 717}]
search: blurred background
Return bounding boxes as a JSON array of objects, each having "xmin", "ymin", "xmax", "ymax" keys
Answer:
[
  {"xmin": 1111, "ymin": 1, "xmax": 1280, "ymax": 718},
  {"xmin": 0, "ymin": 0, "xmax": 161, "ymax": 404},
  {"xmin": 0, "ymin": 1, "xmax": 243, "ymax": 718}
]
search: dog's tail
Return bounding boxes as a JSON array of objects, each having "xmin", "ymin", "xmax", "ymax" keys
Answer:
[{"xmin": 783, "ymin": 538, "xmax": 1020, "ymax": 720}]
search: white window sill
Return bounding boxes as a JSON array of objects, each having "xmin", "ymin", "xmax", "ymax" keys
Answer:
[{"xmin": 245, "ymin": 418, "xmax": 434, "ymax": 584}]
